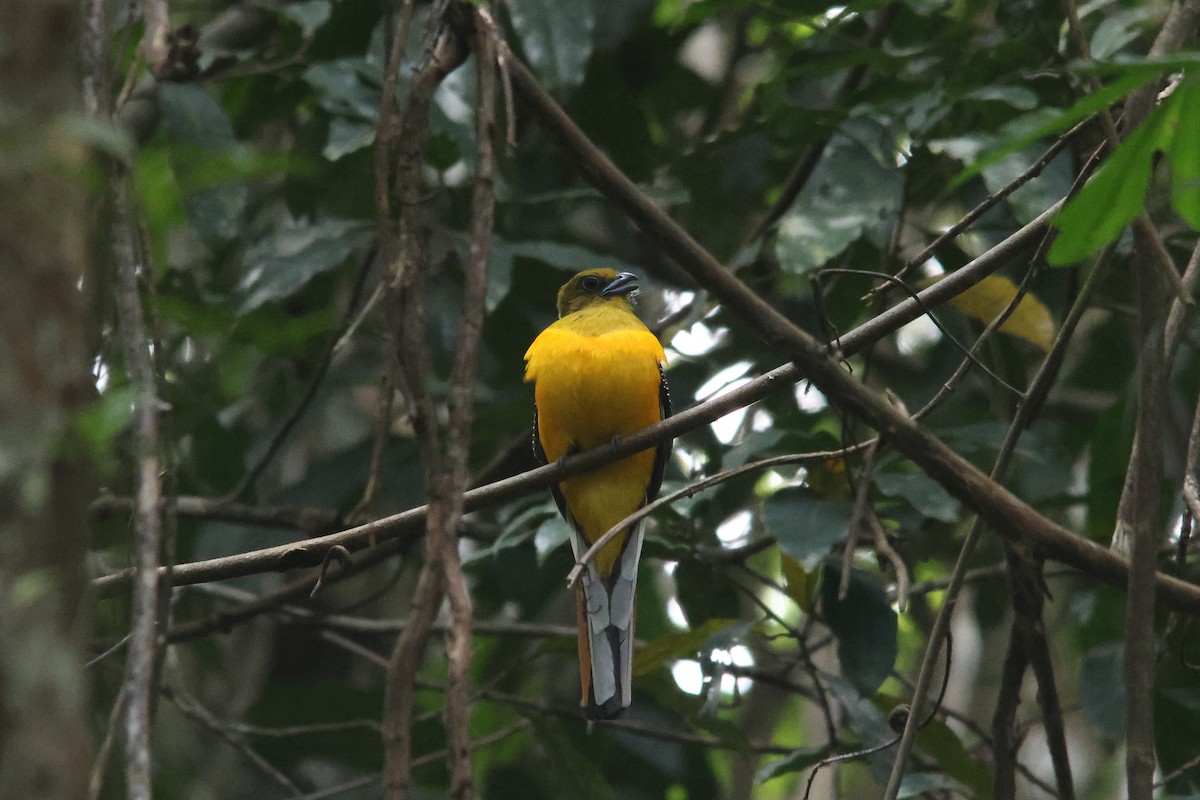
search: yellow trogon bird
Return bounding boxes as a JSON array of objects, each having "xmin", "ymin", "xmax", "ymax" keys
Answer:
[{"xmin": 524, "ymin": 269, "xmax": 671, "ymax": 720}]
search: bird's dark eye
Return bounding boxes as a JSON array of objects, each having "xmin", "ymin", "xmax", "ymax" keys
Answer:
[{"xmin": 580, "ymin": 275, "xmax": 602, "ymax": 292}]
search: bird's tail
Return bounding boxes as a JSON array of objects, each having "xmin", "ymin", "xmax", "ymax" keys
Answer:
[{"xmin": 573, "ymin": 526, "xmax": 644, "ymax": 720}]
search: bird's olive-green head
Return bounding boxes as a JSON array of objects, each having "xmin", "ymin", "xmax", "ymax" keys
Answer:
[{"xmin": 556, "ymin": 269, "xmax": 640, "ymax": 318}]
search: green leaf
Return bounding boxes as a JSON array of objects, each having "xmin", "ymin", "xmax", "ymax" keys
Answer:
[
  {"xmin": 157, "ymin": 82, "xmax": 247, "ymax": 246},
  {"xmin": 1048, "ymin": 94, "xmax": 1179, "ymax": 264},
  {"xmin": 488, "ymin": 239, "xmax": 639, "ymax": 312},
  {"xmin": 1169, "ymin": 77, "xmax": 1200, "ymax": 228},
  {"xmin": 873, "ymin": 470, "xmax": 960, "ymax": 523},
  {"xmin": 303, "ymin": 59, "xmax": 381, "ymax": 120},
  {"xmin": 463, "ymin": 504, "xmax": 548, "ymax": 565},
  {"xmin": 821, "ymin": 675, "xmax": 896, "ymax": 784},
  {"xmin": 239, "ymin": 218, "xmax": 373, "ymax": 313},
  {"xmin": 961, "ymin": 84, "xmax": 1039, "ymax": 110},
  {"xmin": 775, "ymin": 122, "xmax": 904, "ymax": 273},
  {"xmin": 529, "ymin": 718, "xmax": 614, "ymax": 800},
  {"xmin": 506, "ymin": 0, "xmax": 595, "ymax": 92},
  {"xmin": 277, "ymin": 0, "xmax": 331, "ymax": 37},
  {"xmin": 953, "ymin": 69, "xmax": 1156, "ymax": 187},
  {"xmin": 73, "ymin": 386, "xmax": 135, "ymax": 462},
  {"xmin": 632, "ymin": 618, "xmax": 738, "ymax": 676},
  {"xmin": 821, "ymin": 563, "xmax": 897, "ymax": 695},
  {"xmin": 1090, "ymin": 6, "xmax": 1163, "ymax": 60},
  {"xmin": 898, "ymin": 773, "xmax": 967, "ymax": 798},
  {"xmin": 763, "ymin": 488, "xmax": 853, "ymax": 562},
  {"xmin": 1080, "ymin": 641, "xmax": 1125, "ymax": 739},
  {"xmin": 323, "ymin": 117, "xmax": 375, "ymax": 162},
  {"xmin": 756, "ymin": 744, "xmax": 829, "ymax": 784}
]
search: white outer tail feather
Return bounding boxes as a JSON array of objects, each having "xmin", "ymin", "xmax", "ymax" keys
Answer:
[{"xmin": 569, "ymin": 524, "xmax": 645, "ymax": 710}]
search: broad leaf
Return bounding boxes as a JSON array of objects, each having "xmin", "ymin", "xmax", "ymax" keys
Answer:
[
  {"xmin": 775, "ymin": 122, "xmax": 904, "ymax": 273},
  {"xmin": 303, "ymin": 59, "xmax": 381, "ymax": 120},
  {"xmin": 1080, "ymin": 641, "xmax": 1125, "ymax": 740},
  {"xmin": 821, "ymin": 563, "xmax": 897, "ymax": 695},
  {"xmin": 158, "ymin": 82, "xmax": 247, "ymax": 246},
  {"xmin": 763, "ymin": 488, "xmax": 853, "ymax": 562},
  {"xmin": 239, "ymin": 218, "xmax": 373, "ymax": 313},
  {"xmin": 323, "ymin": 117, "xmax": 375, "ymax": 161},
  {"xmin": 1049, "ymin": 94, "xmax": 1180, "ymax": 265},
  {"xmin": 873, "ymin": 470, "xmax": 960, "ymax": 523},
  {"xmin": 954, "ymin": 68, "xmax": 1157, "ymax": 187},
  {"xmin": 756, "ymin": 745, "xmax": 829, "ymax": 784},
  {"xmin": 945, "ymin": 274, "xmax": 1055, "ymax": 352},
  {"xmin": 278, "ymin": 0, "xmax": 332, "ymax": 37},
  {"xmin": 507, "ymin": 0, "xmax": 595, "ymax": 92}
]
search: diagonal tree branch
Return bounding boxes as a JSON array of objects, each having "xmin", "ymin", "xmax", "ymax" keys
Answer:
[{"xmin": 502, "ymin": 47, "xmax": 1200, "ymax": 625}]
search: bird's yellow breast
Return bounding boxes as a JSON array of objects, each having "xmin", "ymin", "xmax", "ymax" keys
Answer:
[
  {"xmin": 524, "ymin": 306, "xmax": 665, "ymax": 458},
  {"xmin": 524, "ymin": 304, "xmax": 666, "ymax": 575}
]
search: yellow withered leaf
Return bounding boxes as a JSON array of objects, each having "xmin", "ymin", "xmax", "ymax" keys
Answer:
[{"xmin": 945, "ymin": 274, "xmax": 1055, "ymax": 352}]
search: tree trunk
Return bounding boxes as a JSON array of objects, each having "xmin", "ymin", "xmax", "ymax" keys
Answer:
[{"xmin": 0, "ymin": 1, "xmax": 97, "ymax": 797}]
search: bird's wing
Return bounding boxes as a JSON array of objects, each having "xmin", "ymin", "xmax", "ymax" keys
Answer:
[{"xmin": 532, "ymin": 405, "xmax": 568, "ymax": 521}]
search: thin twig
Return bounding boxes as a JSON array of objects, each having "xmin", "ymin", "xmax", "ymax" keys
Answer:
[
  {"xmin": 86, "ymin": 683, "xmax": 127, "ymax": 800},
  {"xmin": 347, "ymin": 371, "xmax": 395, "ymax": 522},
  {"xmin": 166, "ymin": 539, "xmax": 410, "ymax": 642},
  {"xmin": 187, "ymin": 580, "xmax": 578, "ymax": 639},
  {"xmin": 223, "ymin": 241, "xmax": 377, "ymax": 501},
  {"xmin": 114, "ymin": 178, "xmax": 162, "ymax": 800},
  {"xmin": 1157, "ymin": 748, "xmax": 1200, "ymax": 788},
  {"xmin": 162, "ymin": 686, "xmax": 303, "ymax": 796},
  {"xmin": 430, "ymin": 10, "xmax": 499, "ymax": 793},
  {"xmin": 295, "ymin": 721, "xmax": 531, "ymax": 800},
  {"xmin": 567, "ymin": 444, "xmax": 872, "ymax": 589},
  {"xmin": 1026, "ymin": 620, "xmax": 1075, "ymax": 800},
  {"xmin": 90, "ymin": 493, "xmax": 343, "ymax": 535},
  {"xmin": 867, "ymin": 510, "xmax": 909, "ymax": 611},
  {"xmin": 840, "ymin": 441, "xmax": 880, "ymax": 600},
  {"xmin": 798, "ymin": 615, "xmax": 839, "ymax": 746},
  {"xmin": 805, "ymin": 633, "xmax": 954, "ymax": 800},
  {"xmin": 87, "ymin": 633, "xmax": 131, "ymax": 668},
  {"xmin": 820, "ymin": 268, "xmax": 1025, "ymax": 398}
]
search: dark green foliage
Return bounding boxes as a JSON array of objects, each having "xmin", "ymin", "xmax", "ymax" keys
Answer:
[{"xmin": 86, "ymin": 0, "xmax": 1200, "ymax": 797}]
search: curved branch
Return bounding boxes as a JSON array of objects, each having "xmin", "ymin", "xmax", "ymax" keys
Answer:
[{"xmin": 505, "ymin": 46, "xmax": 1200, "ymax": 623}]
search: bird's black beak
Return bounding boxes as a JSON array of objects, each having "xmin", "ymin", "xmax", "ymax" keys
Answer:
[{"xmin": 600, "ymin": 272, "xmax": 640, "ymax": 297}]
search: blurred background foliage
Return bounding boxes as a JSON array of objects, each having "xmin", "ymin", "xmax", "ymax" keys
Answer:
[{"xmin": 84, "ymin": 0, "xmax": 1200, "ymax": 798}]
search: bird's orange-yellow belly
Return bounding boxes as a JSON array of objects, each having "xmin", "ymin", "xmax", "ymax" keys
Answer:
[{"xmin": 528, "ymin": 328, "xmax": 663, "ymax": 575}]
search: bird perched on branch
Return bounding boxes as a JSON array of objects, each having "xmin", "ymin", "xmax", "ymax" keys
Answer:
[{"xmin": 524, "ymin": 268, "xmax": 671, "ymax": 719}]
